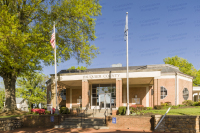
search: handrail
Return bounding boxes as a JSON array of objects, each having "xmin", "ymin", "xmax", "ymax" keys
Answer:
[
  {"xmin": 155, "ymin": 107, "xmax": 171, "ymax": 130},
  {"xmin": 93, "ymin": 106, "xmax": 97, "ymax": 117}
]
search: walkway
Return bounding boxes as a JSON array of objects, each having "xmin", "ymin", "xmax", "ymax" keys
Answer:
[{"xmin": 1, "ymin": 128, "xmax": 161, "ymax": 133}]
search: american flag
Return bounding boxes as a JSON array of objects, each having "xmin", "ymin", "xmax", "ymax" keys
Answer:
[{"xmin": 50, "ymin": 32, "xmax": 55, "ymax": 48}]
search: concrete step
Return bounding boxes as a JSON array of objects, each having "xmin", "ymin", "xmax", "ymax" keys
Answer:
[{"xmin": 54, "ymin": 125, "xmax": 109, "ymax": 129}]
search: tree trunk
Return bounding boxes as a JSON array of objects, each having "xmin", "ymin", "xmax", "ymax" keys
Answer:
[{"xmin": 2, "ymin": 74, "xmax": 17, "ymax": 112}]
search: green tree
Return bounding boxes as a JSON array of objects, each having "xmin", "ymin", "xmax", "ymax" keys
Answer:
[
  {"xmin": 163, "ymin": 56, "xmax": 198, "ymax": 85},
  {"xmin": 16, "ymin": 72, "xmax": 49, "ymax": 109},
  {"xmin": 68, "ymin": 66, "xmax": 87, "ymax": 70},
  {"xmin": 0, "ymin": 90, "xmax": 5, "ymax": 109},
  {"xmin": 0, "ymin": 0, "xmax": 101, "ymax": 111}
]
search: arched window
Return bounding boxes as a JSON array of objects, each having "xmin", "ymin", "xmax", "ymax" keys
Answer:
[
  {"xmin": 183, "ymin": 88, "xmax": 189, "ymax": 100},
  {"xmin": 160, "ymin": 86, "xmax": 167, "ymax": 99}
]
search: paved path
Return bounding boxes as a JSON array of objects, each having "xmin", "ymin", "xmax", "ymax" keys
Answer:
[{"xmin": 1, "ymin": 128, "xmax": 160, "ymax": 133}]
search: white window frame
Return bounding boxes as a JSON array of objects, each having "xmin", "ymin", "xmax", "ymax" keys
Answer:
[
  {"xmin": 160, "ymin": 86, "xmax": 167, "ymax": 99},
  {"xmin": 183, "ymin": 88, "xmax": 189, "ymax": 100}
]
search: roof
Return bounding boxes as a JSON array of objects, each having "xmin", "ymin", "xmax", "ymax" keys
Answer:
[
  {"xmin": 16, "ymin": 98, "xmax": 24, "ymax": 104},
  {"xmin": 54, "ymin": 64, "xmax": 181, "ymax": 75}
]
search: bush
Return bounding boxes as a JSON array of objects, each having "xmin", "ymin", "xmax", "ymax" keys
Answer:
[
  {"xmin": 60, "ymin": 107, "xmax": 69, "ymax": 114},
  {"xmin": 45, "ymin": 110, "xmax": 50, "ymax": 114},
  {"xmin": 31, "ymin": 109, "xmax": 45, "ymax": 114},
  {"xmin": 171, "ymin": 106, "xmax": 178, "ymax": 109},
  {"xmin": 118, "ymin": 106, "xmax": 126, "ymax": 115},
  {"xmin": 161, "ymin": 103, "xmax": 168, "ymax": 106},
  {"xmin": 146, "ymin": 107, "xmax": 152, "ymax": 110},
  {"xmin": 193, "ymin": 102, "xmax": 200, "ymax": 106},
  {"xmin": 154, "ymin": 105, "xmax": 163, "ymax": 110},
  {"xmin": 182, "ymin": 100, "xmax": 194, "ymax": 106},
  {"xmin": 178, "ymin": 104, "xmax": 186, "ymax": 107},
  {"xmin": 130, "ymin": 105, "xmax": 146, "ymax": 114}
]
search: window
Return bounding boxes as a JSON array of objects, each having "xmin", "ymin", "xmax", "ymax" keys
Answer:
[
  {"xmin": 160, "ymin": 86, "xmax": 167, "ymax": 99},
  {"xmin": 183, "ymin": 88, "xmax": 189, "ymax": 100},
  {"xmin": 60, "ymin": 89, "xmax": 66, "ymax": 100}
]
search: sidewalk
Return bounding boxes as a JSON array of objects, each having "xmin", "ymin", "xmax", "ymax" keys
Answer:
[{"xmin": 1, "ymin": 128, "xmax": 157, "ymax": 133}]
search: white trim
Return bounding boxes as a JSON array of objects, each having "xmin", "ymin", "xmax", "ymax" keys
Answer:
[
  {"xmin": 178, "ymin": 75, "xmax": 192, "ymax": 82},
  {"xmin": 60, "ymin": 71, "xmax": 161, "ymax": 81},
  {"xmin": 155, "ymin": 75, "xmax": 175, "ymax": 79},
  {"xmin": 177, "ymin": 75, "xmax": 179, "ymax": 105},
  {"xmin": 146, "ymin": 86, "xmax": 149, "ymax": 107},
  {"xmin": 70, "ymin": 88, "xmax": 72, "ymax": 108}
]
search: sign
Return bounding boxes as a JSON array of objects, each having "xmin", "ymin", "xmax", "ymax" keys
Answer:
[
  {"xmin": 50, "ymin": 116, "xmax": 54, "ymax": 122},
  {"xmin": 112, "ymin": 117, "xmax": 116, "ymax": 124},
  {"xmin": 47, "ymin": 104, "xmax": 52, "ymax": 111},
  {"xmin": 83, "ymin": 74, "xmax": 120, "ymax": 79}
]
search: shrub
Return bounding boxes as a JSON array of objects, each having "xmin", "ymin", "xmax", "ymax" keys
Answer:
[
  {"xmin": 171, "ymin": 106, "xmax": 178, "ymax": 109},
  {"xmin": 182, "ymin": 100, "xmax": 194, "ymax": 106},
  {"xmin": 118, "ymin": 106, "xmax": 126, "ymax": 115},
  {"xmin": 161, "ymin": 103, "xmax": 168, "ymax": 106},
  {"xmin": 60, "ymin": 107, "xmax": 69, "ymax": 114},
  {"xmin": 146, "ymin": 107, "xmax": 152, "ymax": 110},
  {"xmin": 178, "ymin": 104, "xmax": 186, "ymax": 107},
  {"xmin": 130, "ymin": 105, "xmax": 146, "ymax": 114},
  {"xmin": 45, "ymin": 110, "xmax": 50, "ymax": 114},
  {"xmin": 165, "ymin": 102, "xmax": 172, "ymax": 106},
  {"xmin": 193, "ymin": 102, "xmax": 200, "ymax": 106},
  {"xmin": 31, "ymin": 109, "xmax": 45, "ymax": 114},
  {"xmin": 154, "ymin": 105, "xmax": 163, "ymax": 110}
]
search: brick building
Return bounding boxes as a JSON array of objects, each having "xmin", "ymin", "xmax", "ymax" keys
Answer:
[{"xmin": 46, "ymin": 64, "xmax": 193, "ymax": 109}]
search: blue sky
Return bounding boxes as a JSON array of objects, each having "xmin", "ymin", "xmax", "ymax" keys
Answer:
[
  {"xmin": 43, "ymin": 0, "xmax": 200, "ymax": 77},
  {"xmin": 1, "ymin": 0, "xmax": 200, "ymax": 86}
]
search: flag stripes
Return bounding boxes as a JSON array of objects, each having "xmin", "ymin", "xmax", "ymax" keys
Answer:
[{"xmin": 50, "ymin": 33, "xmax": 55, "ymax": 48}]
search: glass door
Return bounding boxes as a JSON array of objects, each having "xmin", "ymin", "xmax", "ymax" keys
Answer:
[{"xmin": 99, "ymin": 93, "xmax": 111, "ymax": 109}]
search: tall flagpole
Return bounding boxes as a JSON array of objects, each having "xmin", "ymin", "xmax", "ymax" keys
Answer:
[
  {"xmin": 54, "ymin": 21, "xmax": 59, "ymax": 114},
  {"xmin": 126, "ymin": 12, "xmax": 129, "ymax": 115}
]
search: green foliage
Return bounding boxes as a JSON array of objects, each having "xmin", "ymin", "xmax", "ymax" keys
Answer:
[
  {"xmin": 0, "ymin": 0, "xmax": 101, "ymax": 110},
  {"xmin": 182, "ymin": 100, "xmax": 194, "ymax": 106},
  {"xmin": 16, "ymin": 72, "xmax": 49, "ymax": 108},
  {"xmin": 146, "ymin": 107, "xmax": 152, "ymax": 110},
  {"xmin": 178, "ymin": 104, "xmax": 186, "ymax": 107},
  {"xmin": 60, "ymin": 107, "xmax": 69, "ymax": 114},
  {"xmin": 118, "ymin": 106, "xmax": 126, "ymax": 115},
  {"xmin": 0, "ymin": 90, "xmax": 5, "ymax": 109},
  {"xmin": 171, "ymin": 106, "xmax": 179, "ymax": 109},
  {"xmin": 154, "ymin": 105, "xmax": 163, "ymax": 110},
  {"xmin": 161, "ymin": 103, "xmax": 168, "ymax": 106},
  {"xmin": 45, "ymin": 110, "xmax": 50, "ymax": 114},
  {"xmin": 163, "ymin": 56, "xmax": 198, "ymax": 85},
  {"xmin": 68, "ymin": 66, "xmax": 87, "ymax": 70},
  {"xmin": 193, "ymin": 102, "xmax": 200, "ymax": 106}
]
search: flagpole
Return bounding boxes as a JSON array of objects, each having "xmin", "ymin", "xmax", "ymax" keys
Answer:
[
  {"xmin": 54, "ymin": 21, "xmax": 59, "ymax": 114},
  {"xmin": 126, "ymin": 12, "xmax": 129, "ymax": 115}
]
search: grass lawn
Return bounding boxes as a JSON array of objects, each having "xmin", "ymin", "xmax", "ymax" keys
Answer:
[{"xmin": 142, "ymin": 106, "xmax": 200, "ymax": 115}]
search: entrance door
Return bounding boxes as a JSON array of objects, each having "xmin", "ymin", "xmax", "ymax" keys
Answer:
[{"xmin": 99, "ymin": 93, "xmax": 111, "ymax": 109}]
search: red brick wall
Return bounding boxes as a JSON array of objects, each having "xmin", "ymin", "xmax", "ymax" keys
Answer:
[
  {"xmin": 72, "ymin": 89, "xmax": 82, "ymax": 104},
  {"xmin": 107, "ymin": 116, "xmax": 152, "ymax": 131},
  {"xmin": 116, "ymin": 79, "xmax": 122, "ymax": 107},
  {"xmin": 47, "ymin": 84, "xmax": 51, "ymax": 104},
  {"xmin": 179, "ymin": 78, "xmax": 193, "ymax": 105},
  {"xmin": 130, "ymin": 87, "xmax": 146, "ymax": 106},
  {"xmin": 158, "ymin": 78, "xmax": 176, "ymax": 105},
  {"xmin": 66, "ymin": 88, "xmax": 70, "ymax": 108},
  {"xmin": 82, "ymin": 80, "xmax": 89, "ymax": 108},
  {"xmin": 149, "ymin": 86, "xmax": 153, "ymax": 107}
]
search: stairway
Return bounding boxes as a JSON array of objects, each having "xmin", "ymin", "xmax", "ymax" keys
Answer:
[
  {"xmin": 54, "ymin": 117, "xmax": 109, "ymax": 129},
  {"xmin": 54, "ymin": 109, "xmax": 111, "ymax": 129}
]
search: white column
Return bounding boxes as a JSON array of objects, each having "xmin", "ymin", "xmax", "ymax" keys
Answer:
[
  {"xmin": 177, "ymin": 75, "xmax": 179, "ymax": 105},
  {"xmin": 198, "ymin": 92, "xmax": 199, "ymax": 101},
  {"xmin": 146, "ymin": 86, "xmax": 149, "ymax": 107}
]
